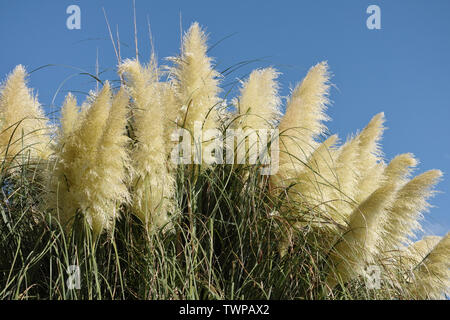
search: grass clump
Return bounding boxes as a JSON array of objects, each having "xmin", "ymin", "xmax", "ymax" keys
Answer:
[{"xmin": 0, "ymin": 22, "xmax": 448, "ymax": 300}]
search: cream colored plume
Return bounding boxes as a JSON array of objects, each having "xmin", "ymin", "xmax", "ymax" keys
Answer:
[
  {"xmin": 160, "ymin": 81, "xmax": 181, "ymax": 161},
  {"xmin": 119, "ymin": 59, "xmax": 175, "ymax": 232},
  {"xmin": 293, "ymin": 135, "xmax": 338, "ymax": 214},
  {"xmin": 327, "ymin": 135, "xmax": 361, "ymax": 226},
  {"xmin": 168, "ymin": 22, "xmax": 221, "ymax": 135},
  {"xmin": 409, "ymin": 233, "xmax": 450, "ymax": 299},
  {"xmin": 326, "ymin": 153, "xmax": 420, "ymax": 287},
  {"xmin": 278, "ymin": 62, "xmax": 330, "ymax": 171},
  {"xmin": 272, "ymin": 135, "xmax": 338, "ymax": 204},
  {"xmin": 235, "ymin": 67, "xmax": 281, "ymax": 130},
  {"xmin": 353, "ymin": 113, "xmax": 386, "ymax": 203},
  {"xmin": 92, "ymin": 88, "xmax": 130, "ymax": 232},
  {"xmin": 327, "ymin": 184, "xmax": 397, "ymax": 288},
  {"xmin": 383, "ymin": 153, "xmax": 417, "ymax": 185},
  {"xmin": 380, "ymin": 170, "xmax": 442, "ymax": 252},
  {"xmin": 276, "ymin": 135, "xmax": 339, "ymax": 260},
  {"xmin": 60, "ymin": 93, "xmax": 79, "ymax": 138},
  {"xmin": 0, "ymin": 65, "xmax": 51, "ymax": 166},
  {"xmin": 403, "ymin": 235, "xmax": 441, "ymax": 267},
  {"xmin": 48, "ymin": 83, "xmax": 130, "ymax": 236}
]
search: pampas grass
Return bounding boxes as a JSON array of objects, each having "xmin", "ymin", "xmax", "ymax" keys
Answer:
[
  {"xmin": 47, "ymin": 83, "xmax": 130, "ymax": 235},
  {"xmin": 234, "ymin": 67, "xmax": 281, "ymax": 130},
  {"xmin": 119, "ymin": 58, "xmax": 175, "ymax": 232},
  {"xmin": 0, "ymin": 21, "xmax": 448, "ymax": 300},
  {"xmin": 0, "ymin": 65, "xmax": 51, "ymax": 167},
  {"xmin": 407, "ymin": 233, "xmax": 450, "ymax": 299},
  {"xmin": 168, "ymin": 22, "xmax": 221, "ymax": 135},
  {"xmin": 278, "ymin": 62, "xmax": 330, "ymax": 171}
]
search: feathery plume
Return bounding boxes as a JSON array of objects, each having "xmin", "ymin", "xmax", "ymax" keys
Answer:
[
  {"xmin": 354, "ymin": 113, "xmax": 386, "ymax": 203},
  {"xmin": 0, "ymin": 65, "xmax": 51, "ymax": 165},
  {"xmin": 327, "ymin": 135, "xmax": 361, "ymax": 226},
  {"xmin": 160, "ymin": 81, "xmax": 181, "ymax": 160},
  {"xmin": 357, "ymin": 113, "xmax": 385, "ymax": 166},
  {"xmin": 54, "ymin": 84, "xmax": 112, "ymax": 232},
  {"xmin": 294, "ymin": 135, "xmax": 338, "ymax": 210},
  {"xmin": 48, "ymin": 83, "xmax": 130, "ymax": 235},
  {"xmin": 235, "ymin": 67, "xmax": 281, "ymax": 130},
  {"xmin": 91, "ymin": 88, "xmax": 130, "ymax": 234},
  {"xmin": 327, "ymin": 154, "xmax": 418, "ymax": 286},
  {"xmin": 278, "ymin": 62, "xmax": 330, "ymax": 170},
  {"xmin": 327, "ymin": 180, "xmax": 397, "ymax": 287},
  {"xmin": 383, "ymin": 153, "xmax": 417, "ymax": 185},
  {"xmin": 410, "ymin": 233, "xmax": 450, "ymax": 299},
  {"xmin": 119, "ymin": 59, "xmax": 175, "ymax": 231},
  {"xmin": 60, "ymin": 93, "xmax": 79, "ymax": 138},
  {"xmin": 404, "ymin": 235, "xmax": 441, "ymax": 266},
  {"xmin": 380, "ymin": 170, "xmax": 442, "ymax": 252},
  {"xmin": 275, "ymin": 135, "xmax": 338, "ymax": 256},
  {"xmin": 169, "ymin": 22, "xmax": 221, "ymax": 134}
]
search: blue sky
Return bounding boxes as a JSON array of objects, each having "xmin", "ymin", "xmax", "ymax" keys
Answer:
[{"xmin": 0, "ymin": 0, "xmax": 449, "ymax": 236}]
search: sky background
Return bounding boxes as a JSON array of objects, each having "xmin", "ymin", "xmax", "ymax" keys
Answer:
[{"xmin": 0, "ymin": 0, "xmax": 449, "ymax": 236}]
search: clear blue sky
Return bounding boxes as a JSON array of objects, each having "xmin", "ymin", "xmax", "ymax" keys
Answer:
[{"xmin": 0, "ymin": 0, "xmax": 449, "ymax": 236}]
